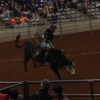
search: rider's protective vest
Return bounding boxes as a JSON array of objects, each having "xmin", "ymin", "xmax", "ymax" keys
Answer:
[{"xmin": 44, "ymin": 28, "xmax": 54, "ymax": 43}]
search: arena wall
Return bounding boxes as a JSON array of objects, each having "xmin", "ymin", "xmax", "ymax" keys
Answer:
[{"xmin": 0, "ymin": 18, "xmax": 100, "ymax": 43}]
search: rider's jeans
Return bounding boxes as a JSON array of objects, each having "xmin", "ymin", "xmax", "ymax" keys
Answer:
[{"xmin": 41, "ymin": 41, "xmax": 54, "ymax": 48}]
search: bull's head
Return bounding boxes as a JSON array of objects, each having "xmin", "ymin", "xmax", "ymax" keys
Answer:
[
  {"xmin": 60, "ymin": 50, "xmax": 75, "ymax": 75},
  {"xmin": 66, "ymin": 59, "xmax": 75, "ymax": 75}
]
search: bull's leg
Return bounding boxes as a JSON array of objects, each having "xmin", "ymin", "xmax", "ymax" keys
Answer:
[
  {"xmin": 32, "ymin": 58, "xmax": 37, "ymax": 68},
  {"xmin": 24, "ymin": 58, "xmax": 30, "ymax": 72},
  {"xmin": 50, "ymin": 65, "xmax": 61, "ymax": 80},
  {"xmin": 24, "ymin": 48, "xmax": 31, "ymax": 72}
]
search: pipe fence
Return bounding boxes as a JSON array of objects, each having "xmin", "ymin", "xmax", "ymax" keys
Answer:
[
  {"xmin": 0, "ymin": 79, "xmax": 100, "ymax": 100},
  {"xmin": 25, "ymin": 79, "xmax": 100, "ymax": 100},
  {"xmin": 0, "ymin": 81, "xmax": 26, "ymax": 100}
]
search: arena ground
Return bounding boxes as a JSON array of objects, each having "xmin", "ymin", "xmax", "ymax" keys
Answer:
[{"xmin": 0, "ymin": 31, "xmax": 100, "ymax": 100}]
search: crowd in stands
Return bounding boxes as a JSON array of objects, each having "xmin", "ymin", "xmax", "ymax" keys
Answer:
[
  {"xmin": 76, "ymin": 0, "xmax": 100, "ymax": 14},
  {"xmin": 0, "ymin": 0, "xmax": 79, "ymax": 28},
  {"xmin": 0, "ymin": 0, "xmax": 100, "ymax": 28}
]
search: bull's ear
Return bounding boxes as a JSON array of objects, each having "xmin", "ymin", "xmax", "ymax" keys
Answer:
[{"xmin": 61, "ymin": 49, "xmax": 65, "ymax": 53}]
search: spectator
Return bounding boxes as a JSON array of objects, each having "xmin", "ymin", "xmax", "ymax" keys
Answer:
[
  {"xmin": 58, "ymin": 0, "xmax": 65, "ymax": 9},
  {"xmin": 48, "ymin": 4, "xmax": 54, "ymax": 13},
  {"xmin": 5, "ymin": 10, "xmax": 10, "ymax": 18},
  {"xmin": 9, "ymin": 14, "xmax": 17, "ymax": 24},
  {"xmin": 29, "ymin": 79, "xmax": 53, "ymax": 100},
  {"xmin": 76, "ymin": 0, "xmax": 82, "ymax": 10},
  {"xmin": 1, "ymin": 8, "xmax": 6, "ymax": 16},
  {"xmin": 53, "ymin": 84, "xmax": 70, "ymax": 100},
  {"xmin": 30, "ymin": 3, "xmax": 36, "ymax": 13},
  {"xmin": 19, "ymin": 14, "xmax": 28, "ymax": 23},
  {"xmin": 13, "ymin": 6, "xmax": 20, "ymax": 18},
  {"xmin": 30, "ymin": 3, "xmax": 38, "ymax": 18},
  {"xmin": 53, "ymin": 0, "xmax": 59, "ymax": 13},
  {"xmin": 8, "ymin": 14, "xmax": 18, "ymax": 28},
  {"xmin": 66, "ymin": 2, "xmax": 72, "ymax": 8},
  {"xmin": 27, "ymin": 11, "xmax": 33, "ymax": 19},
  {"xmin": 0, "ymin": 0, "xmax": 5, "ymax": 7},
  {"xmin": 0, "ymin": 6, "xmax": 3, "ymax": 14},
  {"xmin": 3, "ymin": 3, "xmax": 9, "ymax": 10},
  {"xmin": 21, "ymin": 0, "xmax": 26, "ymax": 6},
  {"xmin": 47, "ymin": 0, "xmax": 54, "ymax": 6},
  {"xmin": 30, "ymin": 3, "xmax": 39, "ymax": 18},
  {"xmin": 42, "ymin": 5, "xmax": 49, "ymax": 18},
  {"xmin": 38, "ymin": 0, "xmax": 44, "ymax": 7},
  {"xmin": 27, "ymin": 3, "xmax": 31, "ymax": 11},
  {"xmin": 7, "ymin": 0, "xmax": 12, "ymax": 9},
  {"xmin": 32, "ymin": 4, "xmax": 39, "ymax": 18},
  {"xmin": 7, "ymin": 0, "xmax": 12, "ymax": 4},
  {"xmin": 26, "ymin": 0, "xmax": 31, "ymax": 6},
  {"xmin": 96, "ymin": 1, "xmax": 100, "ymax": 10},
  {"xmin": 9, "ymin": 2, "xmax": 14, "ymax": 11},
  {"xmin": 52, "ymin": 12, "xmax": 58, "ymax": 24},
  {"xmin": 9, "ymin": 88, "xmax": 19, "ymax": 100},
  {"xmin": 82, "ymin": 1, "xmax": 90, "ymax": 14},
  {"xmin": 20, "ymin": 4, "xmax": 29, "ymax": 14},
  {"xmin": 34, "ymin": 0, "xmax": 39, "ymax": 4}
]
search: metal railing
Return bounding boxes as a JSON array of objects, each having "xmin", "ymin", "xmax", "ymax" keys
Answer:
[
  {"xmin": 0, "ymin": 81, "xmax": 26, "ymax": 100},
  {"xmin": 25, "ymin": 79, "xmax": 100, "ymax": 100},
  {"xmin": 0, "ymin": 79, "xmax": 100, "ymax": 100}
]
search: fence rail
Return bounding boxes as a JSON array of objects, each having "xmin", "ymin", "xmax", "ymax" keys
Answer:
[
  {"xmin": 0, "ymin": 81, "xmax": 26, "ymax": 100},
  {"xmin": 0, "ymin": 79, "xmax": 99, "ymax": 100},
  {"xmin": 23, "ymin": 79, "xmax": 100, "ymax": 100}
]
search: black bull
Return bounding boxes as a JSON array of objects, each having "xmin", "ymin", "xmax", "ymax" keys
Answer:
[{"xmin": 15, "ymin": 34, "xmax": 75, "ymax": 80}]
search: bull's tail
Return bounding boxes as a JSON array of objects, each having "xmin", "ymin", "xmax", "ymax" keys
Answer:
[{"xmin": 15, "ymin": 33, "xmax": 28, "ymax": 48}]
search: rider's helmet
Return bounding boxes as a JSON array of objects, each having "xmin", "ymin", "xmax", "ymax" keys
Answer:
[{"xmin": 50, "ymin": 24, "xmax": 57, "ymax": 30}]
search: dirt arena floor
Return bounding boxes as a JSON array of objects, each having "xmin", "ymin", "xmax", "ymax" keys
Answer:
[{"xmin": 0, "ymin": 31, "xmax": 100, "ymax": 100}]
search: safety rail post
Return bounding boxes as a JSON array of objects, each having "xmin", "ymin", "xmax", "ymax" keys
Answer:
[
  {"xmin": 89, "ymin": 13, "xmax": 93, "ymax": 34},
  {"xmin": 0, "ymin": 81, "xmax": 26, "ymax": 100},
  {"xmin": 22, "ymin": 81, "xmax": 27, "ymax": 100},
  {"xmin": 27, "ymin": 20, "xmax": 31, "ymax": 42},
  {"xmin": 26, "ymin": 79, "xmax": 100, "ymax": 100},
  {"xmin": 11, "ymin": 27, "xmax": 14, "ymax": 41},
  {"xmin": 90, "ymin": 81, "xmax": 94, "ymax": 100},
  {"xmin": 25, "ymin": 80, "xmax": 29, "ymax": 99},
  {"xmin": 59, "ymin": 10, "xmax": 63, "ymax": 38}
]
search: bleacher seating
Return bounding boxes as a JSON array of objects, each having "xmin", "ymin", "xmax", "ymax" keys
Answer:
[
  {"xmin": 0, "ymin": 0, "xmax": 100, "ymax": 29},
  {"xmin": 87, "ymin": 8, "xmax": 100, "ymax": 18},
  {"xmin": 76, "ymin": 0, "xmax": 100, "ymax": 19}
]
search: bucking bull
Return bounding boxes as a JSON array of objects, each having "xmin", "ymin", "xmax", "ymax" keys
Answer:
[{"xmin": 15, "ymin": 34, "xmax": 75, "ymax": 80}]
